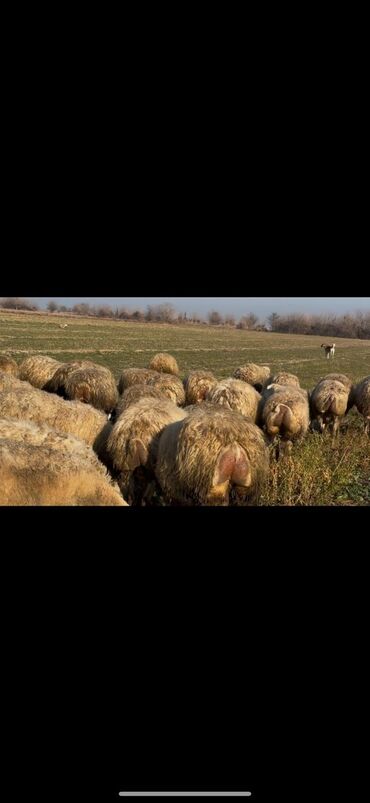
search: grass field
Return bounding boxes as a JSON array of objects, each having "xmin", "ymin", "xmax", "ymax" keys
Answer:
[{"xmin": 1, "ymin": 310, "xmax": 369, "ymax": 506}]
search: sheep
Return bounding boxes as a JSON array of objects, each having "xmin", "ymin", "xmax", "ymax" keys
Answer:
[
  {"xmin": 147, "ymin": 372, "xmax": 186, "ymax": 406},
  {"xmin": 149, "ymin": 353, "xmax": 179, "ymax": 375},
  {"xmin": 233, "ymin": 363, "xmax": 271, "ymax": 392},
  {"xmin": 258, "ymin": 384, "xmax": 310, "ymax": 456},
  {"xmin": 206, "ymin": 378, "xmax": 261, "ymax": 422},
  {"xmin": 64, "ymin": 366, "xmax": 119, "ymax": 414},
  {"xmin": 0, "ymin": 355, "xmax": 19, "ymax": 376},
  {"xmin": 0, "ymin": 372, "xmax": 31, "ymax": 392},
  {"xmin": 106, "ymin": 397, "xmax": 187, "ymax": 504},
  {"xmin": 19, "ymin": 355, "xmax": 63, "ymax": 389},
  {"xmin": 0, "ymin": 383, "xmax": 111, "ymax": 452},
  {"xmin": 44, "ymin": 360, "xmax": 102, "ymax": 395},
  {"xmin": 183, "ymin": 370, "xmax": 217, "ymax": 405},
  {"xmin": 0, "ymin": 421, "xmax": 127, "ymax": 506},
  {"xmin": 318, "ymin": 373, "xmax": 352, "ymax": 392},
  {"xmin": 309, "ymin": 378, "xmax": 350, "ymax": 443},
  {"xmin": 114, "ymin": 384, "xmax": 168, "ymax": 420},
  {"xmin": 117, "ymin": 368, "xmax": 159, "ymax": 394},
  {"xmin": 347, "ymin": 376, "xmax": 370, "ymax": 435},
  {"xmin": 155, "ymin": 402, "xmax": 269, "ymax": 506},
  {"xmin": 263, "ymin": 371, "xmax": 301, "ymax": 389}
]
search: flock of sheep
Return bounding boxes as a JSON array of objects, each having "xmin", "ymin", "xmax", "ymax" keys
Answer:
[{"xmin": 0, "ymin": 352, "xmax": 369, "ymax": 506}]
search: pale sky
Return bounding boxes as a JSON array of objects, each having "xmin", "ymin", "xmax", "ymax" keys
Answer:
[{"xmin": 27, "ymin": 297, "xmax": 370, "ymax": 319}]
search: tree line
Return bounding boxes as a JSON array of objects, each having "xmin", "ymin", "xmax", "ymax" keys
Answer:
[{"xmin": 0, "ymin": 298, "xmax": 369, "ymax": 339}]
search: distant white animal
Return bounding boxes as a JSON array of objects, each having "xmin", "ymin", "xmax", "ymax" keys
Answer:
[
  {"xmin": 59, "ymin": 324, "xmax": 68, "ymax": 329},
  {"xmin": 321, "ymin": 343, "xmax": 335, "ymax": 359}
]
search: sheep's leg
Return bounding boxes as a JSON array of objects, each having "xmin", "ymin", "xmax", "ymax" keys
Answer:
[
  {"xmin": 317, "ymin": 414, "xmax": 325, "ymax": 433},
  {"xmin": 365, "ymin": 418, "xmax": 370, "ymax": 437},
  {"xmin": 331, "ymin": 417, "xmax": 340, "ymax": 446}
]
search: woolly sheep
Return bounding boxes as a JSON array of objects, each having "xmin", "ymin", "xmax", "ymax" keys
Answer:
[
  {"xmin": 19, "ymin": 355, "xmax": 62, "ymax": 389},
  {"xmin": 0, "ymin": 355, "xmax": 19, "ymax": 376},
  {"xmin": 347, "ymin": 376, "xmax": 370, "ymax": 435},
  {"xmin": 263, "ymin": 371, "xmax": 300, "ymax": 389},
  {"xmin": 258, "ymin": 384, "xmax": 310, "ymax": 455},
  {"xmin": 0, "ymin": 420, "xmax": 127, "ymax": 506},
  {"xmin": 147, "ymin": 373, "xmax": 186, "ymax": 406},
  {"xmin": 310, "ymin": 378, "xmax": 350, "ymax": 442},
  {"xmin": 318, "ymin": 373, "xmax": 352, "ymax": 392},
  {"xmin": 118, "ymin": 368, "xmax": 159, "ymax": 394},
  {"xmin": 155, "ymin": 402, "xmax": 269, "ymax": 506},
  {"xmin": 114, "ymin": 384, "xmax": 168, "ymax": 420},
  {"xmin": 64, "ymin": 366, "xmax": 118, "ymax": 413},
  {"xmin": 106, "ymin": 397, "xmax": 187, "ymax": 504},
  {"xmin": 149, "ymin": 353, "xmax": 179, "ymax": 375},
  {"xmin": 44, "ymin": 360, "xmax": 97, "ymax": 395},
  {"xmin": 206, "ymin": 378, "xmax": 261, "ymax": 422},
  {"xmin": 233, "ymin": 364, "xmax": 270, "ymax": 391},
  {"xmin": 183, "ymin": 370, "xmax": 217, "ymax": 405},
  {"xmin": 0, "ymin": 384, "xmax": 110, "ymax": 451}
]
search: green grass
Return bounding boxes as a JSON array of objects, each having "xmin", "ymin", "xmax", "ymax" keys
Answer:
[{"xmin": 1, "ymin": 310, "xmax": 369, "ymax": 506}]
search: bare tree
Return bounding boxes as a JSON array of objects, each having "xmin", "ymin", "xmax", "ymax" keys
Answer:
[
  {"xmin": 47, "ymin": 301, "xmax": 58, "ymax": 313},
  {"xmin": 208, "ymin": 310, "xmax": 223, "ymax": 325}
]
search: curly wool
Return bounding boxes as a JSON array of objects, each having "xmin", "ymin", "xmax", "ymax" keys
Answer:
[{"xmin": 206, "ymin": 378, "xmax": 261, "ymax": 421}]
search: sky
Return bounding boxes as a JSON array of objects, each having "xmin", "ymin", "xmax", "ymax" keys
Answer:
[{"xmin": 27, "ymin": 297, "xmax": 370, "ymax": 319}]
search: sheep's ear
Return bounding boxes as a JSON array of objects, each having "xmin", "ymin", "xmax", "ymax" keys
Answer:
[{"xmin": 127, "ymin": 438, "xmax": 148, "ymax": 469}]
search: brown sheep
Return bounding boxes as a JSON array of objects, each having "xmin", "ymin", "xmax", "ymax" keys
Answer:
[
  {"xmin": 106, "ymin": 397, "xmax": 187, "ymax": 504},
  {"xmin": 147, "ymin": 373, "xmax": 186, "ymax": 406},
  {"xmin": 44, "ymin": 360, "xmax": 97, "ymax": 395},
  {"xmin": 0, "ymin": 384, "xmax": 110, "ymax": 451},
  {"xmin": 263, "ymin": 371, "xmax": 301, "ymax": 390},
  {"xmin": 114, "ymin": 384, "xmax": 168, "ymax": 420},
  {"xmin": 64, "ymin": 366, "xmax": 118, "ymax": 413},
  {"xmin": 149, "ymin": 353, "xmax": 179, "ymax": 376},
  {"xmin": 117, "ymin": 368, "xmax": 159, "ymax": 394},
  {"xmin": 206, "ymin": 378, "xmax": 261, "ymax": 422},
  {"xmin": 309, "ymin": 378, "xmax": 350, "ymax": 443},
  {"xmin": 183, "ymin": 370, "xmax": 217, "ymax": 405},
  {"xmin": 155, "ymin": 403, "xmax": 269, "ymax": 506},
  {"xmin": 0, "ymin": 422, "xmax": 127, "ymax": 506},
  {"xmin": 258, "ymin": 384, "xmax": 310, "ymax": 455},
  {"xmin": 0, "ymin": 355, "xmax": 19, "ymax": 376},
  {"xmin": 347, "ymin": 376, "xmax": 370, "ymax": 435},
  {"xmin": 19, "ymin": 355, "xmax": 62, "ymax": 389},
  {"xmin": 233, "ymin": 364, "xmax": 270, "ymax": 391}
]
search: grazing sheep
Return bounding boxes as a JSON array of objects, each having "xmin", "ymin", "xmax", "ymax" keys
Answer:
[
  {"xmin": 0, "ymin": 384, "xmax": 110, "ymax": 450},
  {"xmin": 258, "ymin": 384, "xmax": 310, "ymax": 455},
  {"xmin": 310, "ymin": 378, "xmax": 350, "ymax": 443},
  {"xmin": 263, "ymin": 371, "xmax": 301, "ymax": 389},
  {"xmin": 0, "ymin": 423, "xmax": 127, "ymax": 506},
  {"xmin": 347, "ymin": 376, "xmax": 370, "ymax": 435},
  {"xmin": 0, "ymin": 355, "xmax": 19, "ymax": 376},
  {"xmin": 106, "ymin": 397, "xmax": 187, "ymax": 504},
  {"xmin": 183, "ymin": 370, "xmax": 217, "ymax": 405},
  {"xmin": 0, "ymin": 372, "xmax": 31, "ymax": 392},
  {"xmin": 118, "ymin": 368, "xmax": 159, "ymax": 394},
  {"xmin": 155, "ymin": 403, "xmax": 269, "ymax": 506},
  {"xmin": 318, "ymin": 373, "xmax": 352, "ymax": 392},
  {"xmin": 19, "ymin": 355, "xmax": 62, "ymax": 389},
  {"xmin": 44, "ymin": 360, "xmax": 102, "ymax": 395},
  {"xmin": 114, "ymin": 384, "xmax": 167, "ymax": 420},
  {"xmin": 64, "ymin": 367, "xmax": 119, "ymax": 413},
  {"xmin": 206, "ymin": 378, "xmax": 261, "ymax": 422},
  {"xmin": 149, "ymin": 353, "xmax": 179, "ymax": 375},
  {"xmin": 147, "ymin": 373, "xmax": 186, "ymax": 406},
  {"xmin": 233, "ymin": 364, "xmax": 270, "ymax": 391}
]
